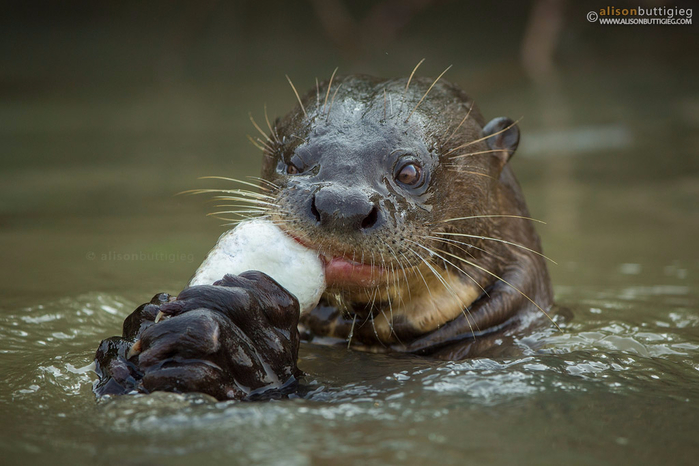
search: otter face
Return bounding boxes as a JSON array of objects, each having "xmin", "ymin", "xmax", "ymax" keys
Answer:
[
  {"xmin": 258, "ymin": 74, "xmax": 533, "ymax": 343},
  {"xmin": 267, "ymin": 99, "xmax": 440, "ymax": 292}
]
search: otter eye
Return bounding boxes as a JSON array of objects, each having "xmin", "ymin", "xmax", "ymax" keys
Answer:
[
  {"xmin": 396, "ymin": 162, "xmax": 422, "ymax": 186},
  {"xmin": 285, "ymin": 154, "xmax": 306, "ymax": 175}
]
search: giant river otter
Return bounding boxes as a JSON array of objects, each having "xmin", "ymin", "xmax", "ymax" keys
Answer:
[{"xmin": 94, "ymin": 68, "xmax": 554, "ymax": 400}]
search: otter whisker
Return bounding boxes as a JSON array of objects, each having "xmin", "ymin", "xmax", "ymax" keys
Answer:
[
  {"xmin": 264, "ymin": 104, "xmax": 280, "ymax": 144},
  {"xmin": 383, "ymin": 89, "xmax": 387, "ymax": 120},
  {"xmin": 323, "ymin": 67, "xmax": 339, "ymax": 113},
  {"xmin": 442, "ymin": 104, "xmax": 474, "ymax": 146},
  {"xmin": 220, "ymin": 223, "xmax": 243, "ymax": 229},
  {"xmin": 393, "ymin": 252, "xmax": 412, "ymax": 304},
  {"xmin": 368, "ymin": 307, "xmax": 387, "ymax": 348},
  {"xmin": 449, "ymin": 253, "xmax": 559, "ymax": 330},
  {"xmin": 266, "ymin": 218, "xmax": 292, "ymax": 226},
  {"xmin": 444, "ymin": 118, "xmax": 522, "ymax": 156},
  {"xmin": 406, "ymin": 64, "xmax": 452, "ymax": 123},
  {"xmin": 248, "ymin": 176, "xmax": 280, "ymax": 191},
  {"xmin": 436, "ymin": 232, "xmax": 558, "ymax": 264},
  {"xmin": 208, "ymin": 216, "xmax": 261, "ymax": 224},
  {"xmin": 212, "ymin": 209, "xmax": 268, "ymax": 217},
  {"xmin": 408, "ymin": 242, "xmax": 492, "ymax": 337},
  {"xmin": 388, "ymin": 260, "xmax": 401, "ymax": 307},
  {"xmin": 246, "ymin": 134, "xmax": 266, "ymax": 152},
  {"xmin": 218, "ymin": 214, "xmax": 290, "ymax": 228},
  {"xmin": 212, "ymin": 208, "xmax": 269, "ymax": 217},
  {"xmin": 440, "ymin": 214, "xmax": 546, "ymax": 225},
  {"xmin": 185, "ymin": 196, "xmax": 275, "ymax": 209},
  {"xmin": 218, "ymin": 218, "xmax": 288, "ymax": 229},
  {"xmin": 285, "ymin": 75, "xmax": 307, "ymax": 118},
  {"xmin": 405, "ymin": 58, "xmax": 425, "ymax": 92},
  {"xmin": 448, "ymin": 149, "xmax": 509, "ymax": 159},
  {"xmin": 371, "ymin": 249, "xmax": 378, "ymax": 285},
  {"xmin": 445, "ymin": 168, "xmax": 496, "ymax": 180},
  {"xmin": 249, "ymin": 113, "xmax": 274, "ymax": 145},
  {"xmin": 419, "ymin": 234, "xmax": 479, "ymax": 260},
  {"xmin": 255, "ymin": 137, "xmax": 274, "ymax": 152},
  {"xmin": 180, "ymin": 188, "xmax": 275, "ymax": 200},
  {"xmin": 400, "ymin": 247, "xmax": 448, "ymax": 325},
  {"xmin": 400, "ymin": 250, "xmax": 428, "ymax": 286},
  {"xmin": 424, "ymin": 234, "xmax": 510, "ymax": 265},
  {"xmin": 356, "ymin": 268, "xmax": 384, "ymax": 347},
  {"xmin": 384, "ymin": 241, "xmax": 411, "ymax": 302},
  {"xmin": 315, "ymin": 77, "xmax": 320, "ymax": 107},
  {"xmin": 209, "ymin": 196, "xmax": 279, "ymax": 208},
  {"xmin": 326, "ymin": 82, "xmax": 344, "ymax": 120},
  {"xmin": 379, "ymin": 250, "xmax": 401, "ymax": 343},
  {"xmin": 218, "ymin": 214, "xmax": 277, "ymax": 228},
  {"xmin": 406, "ymin": 239, "xmax": 488, "ymax": 298},
  {"xmin": 208, "ymin": 210, "xmax": 268, "ymax": 217},
  {"xmin": 213, "ymin": 208, "xmax": 272, "ymax": 216},
  {"xmin": 359, "ymin": 286, "xmax": 378, "ymax": 327},
  {"xmin": 381, "ymin": 279, "xmax": 397, "ymax": 340},
  {"xmin": 406, "ymin": 246, "xmax": 474, "ymax": 335},
  {"xmin": 406, "ymin": 244, "xmax": 462, "ymax": 306},
  {"xmin": 347, "ymin": 313, "xmax": 357, "ymax": 349},
  {"xmin": 245, "ymin": 132, "xmax": 274, "ymax": 152},
  {"xmin": 212, "ymin": 199, "xmax": 274, "ymax": 207},
  {"xmin": 185, "ymin": 197, "xmax": 277, "ymax": 211},
  {"xmin": 208, "ymin": 214, "xmax": 258, "ymax": 223},
  {"xmin": 197, "ymin": 176, "xmax": 275, "ymax": 194},
  {"xmin": 204, "ymin": 199, "xmax": 274, "ymax": 211},
  {"xmin": 213, "ymin": 204, "xmax": 268, "ymax": 210}
]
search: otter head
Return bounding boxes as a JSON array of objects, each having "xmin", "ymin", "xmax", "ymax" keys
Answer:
[{"xmin": 259, "ymin": 74, "xmax": 526, "ymax": 345}]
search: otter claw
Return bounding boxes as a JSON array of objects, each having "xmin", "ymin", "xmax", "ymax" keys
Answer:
[{"xmin": 127, "ymin": 340, "xmax": 142, "ymax": 359}]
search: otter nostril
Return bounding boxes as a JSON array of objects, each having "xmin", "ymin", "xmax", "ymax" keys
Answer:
[
  {"xmin": 310, "ymin": 194, "xmax": 321, "ymax": 223},
  {"xmin": 361, "ymin": 205, "xmax": 379, "ymax": 230}
]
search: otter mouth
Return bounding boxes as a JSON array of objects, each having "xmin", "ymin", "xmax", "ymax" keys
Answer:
[
  {"xmin": 282, "ymin": 230, "xmax": 385, "ymax": 289},
  {"xmin": 322, "ymin": 255, "xmax": 384, "ymax": 288}
]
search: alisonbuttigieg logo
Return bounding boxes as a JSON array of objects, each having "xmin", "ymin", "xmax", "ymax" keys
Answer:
[
  {"xmin": 86, "ymin": 250, "xmax": 195, "ymax": 263},
  {"xmin": 587, "ymin": 6, "xmax": 692, "ymax": 25}
]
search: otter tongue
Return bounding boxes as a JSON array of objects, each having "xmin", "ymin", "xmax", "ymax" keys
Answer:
[{"xmin": 189, "ymin": 219, "xmax": 326, "ymax": 314}]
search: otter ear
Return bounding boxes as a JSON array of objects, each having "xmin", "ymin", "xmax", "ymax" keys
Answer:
[{"xmin": 482, "ymin": 117, "xmax": 519, "ymax": 165}]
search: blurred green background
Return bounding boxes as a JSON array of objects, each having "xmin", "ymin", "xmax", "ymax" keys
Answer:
[{"xmin": 1, "ymin": 0, "xmax": 697, "ymax": 302}]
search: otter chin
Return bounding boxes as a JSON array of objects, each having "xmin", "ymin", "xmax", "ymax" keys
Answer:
[{"xmin": 250, "ymin": 72, "xmax": 555, "ymax": 356}]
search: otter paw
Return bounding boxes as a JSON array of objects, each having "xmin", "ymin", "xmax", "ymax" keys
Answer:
[
  {"xmin": 93, "ymin": 293, "xmax": 173, "ymax": 397},
  {"xmin": 122, "ymin": 292, "xmax": 174, "ymax": 339},
  {"xmin": 157, "ymin": 271, "xmax": 300, "ymax": 331},
  {"xmin": 94, "ymin": 336, "xmax": 142, "ymax": 396},
  {"xmin": 95, "ymin": 272, "xmax": 302, "ymax": 401}
]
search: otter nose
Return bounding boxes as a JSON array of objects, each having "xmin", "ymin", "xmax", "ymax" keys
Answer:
[{"xmin": 310, "ymin": 186, "xmax": 379, "ymax": 232}]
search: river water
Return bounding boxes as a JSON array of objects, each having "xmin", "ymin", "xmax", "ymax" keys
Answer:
[{"xmin": 1, "ymin": 2, "xmax": 698, "ymax": 465}]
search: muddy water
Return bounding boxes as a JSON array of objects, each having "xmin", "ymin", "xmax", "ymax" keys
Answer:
[{"xmin": 2, "ymin": 2, "xmax": 699, "ymax": 465}]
